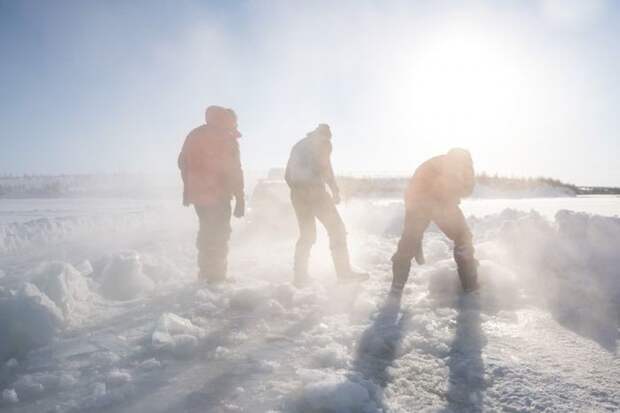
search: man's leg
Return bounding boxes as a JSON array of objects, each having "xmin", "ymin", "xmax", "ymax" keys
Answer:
[
  {"xmin": 391, "ymin": 206, "xmax": 431, "ymax": 294},
  {"xmin": 434, "ymin": 204, "xmax": 479, "ymax": 292},
  {"xmin": 195, "ymin": 205, "xmax": 210, "ymax": 280},
  {"xmin": 195, "ymin": 201, "xmax": 232, "ymax": 283},
  {"xmin": 291, "ymin": 189, "xmax": 317, "ymax": 284},
  {"xmin": 313, "ymin": 189, "xmax": 367, "ymax": 281}
]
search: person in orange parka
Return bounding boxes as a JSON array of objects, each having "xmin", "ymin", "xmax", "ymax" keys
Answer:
[
  {"xmin": 391, "ymin": 148, "xmax": 479, "ymax": 295},
  {"xmin": 178, "ymin": 106, "xmax": 245, "ymax": 283}
]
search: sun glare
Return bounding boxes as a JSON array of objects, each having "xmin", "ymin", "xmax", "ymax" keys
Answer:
[{"xmin": 397, "ymin": 29, "xmax": 534, "ymax": 151}]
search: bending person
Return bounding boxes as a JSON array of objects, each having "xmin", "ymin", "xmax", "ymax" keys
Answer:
[{"xmin": 391, "ymin": 148, "xmax": 479, "ymax": 295}]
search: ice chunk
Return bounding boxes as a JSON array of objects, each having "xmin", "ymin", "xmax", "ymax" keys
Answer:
[
  {"xmin": 99, "ymin": 251, "xmax": 154, "ymax": 301},
  {"xmin": 301, "ymin": 373, "xmax": 374, "ymax": 413},
  {"xmin": 211, "ymin": 345, "xmax": 232, "ymax": 360},
  {"xmin": 2, "ymin": 388, "xmax": 18, "ymax": 404},
  {"xmin": 0, "ymin": 283, "xmax": 64, "ymax": 362},
  {"xmin": 75, "ymin": 260, "xmax": 94, "ymax": 276},
  {"xmin": 151, "ymin": 313, "xmax": 205, "ymax": 357},
  {"xmin": 106, "ymin": 369, "xmax": 132, "ymax": 387},
  {"xmin": 30, "ymin": 261, "xmax": 90, "ymax": 318},
  {"xmin": 12, "ymin": 372, "xmax": 77, "ymax": 401},
  {"xmin": 138, "ymin": 358, "xmax": 161, "ymax": 370}
]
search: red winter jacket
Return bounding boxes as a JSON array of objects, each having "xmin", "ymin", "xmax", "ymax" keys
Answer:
[{"xmin": 178, "ymin": 124, "xmax": 244, "ymax": 206}]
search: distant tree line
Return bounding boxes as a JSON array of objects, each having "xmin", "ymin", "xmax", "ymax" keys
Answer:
[
  {"xmin": 577, "ymin": 186, "xmax": 620, "ymax": 195},
  {"xmin": 337, "ymin": 173, "xmax": 620, "ymax": 199},
  {"xmin": 0, "ymin": 173, "xmax": 618, "ymax": 199},
  {"xmin": 475, "ymin": 172, "xmax": 579, "ymax": 194}
]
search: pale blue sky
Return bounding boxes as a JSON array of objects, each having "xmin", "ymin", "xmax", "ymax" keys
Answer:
[{"xmin": 1, "ymin": 0, "xmax": 619, "ymax": 185}]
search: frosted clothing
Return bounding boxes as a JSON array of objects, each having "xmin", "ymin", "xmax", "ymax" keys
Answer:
[
  {"xmin": 195, "ymin": 201, "xmax": 232, "ymax": 282},
  {"xmin": 392, "ymin": 150, "xmax": 478, "ymax": 293}
]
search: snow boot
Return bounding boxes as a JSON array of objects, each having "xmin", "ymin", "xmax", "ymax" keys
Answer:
[
  {"xmin": 454, "ymin": 244, "xmax": 479, "ymax": 293},
  {"xmin": 457, "ymin": 259, "xmax": 479, "ymax": 293},
  {"xmin": 390, "ymin": 258, "xmax": 411, "ymax": 297},
  {"xmin": 293, "ymin": 240, "xmax": 313, "ymax": 287},
  {"xmin": 332, "ymin": 244, "xmax": 368, "ymax": 283}
]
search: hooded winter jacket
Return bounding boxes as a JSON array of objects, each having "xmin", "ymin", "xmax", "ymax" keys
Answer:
[
  {"xmin": 178, "ymin": 108, "xmax": 244, "ymax": 206},
  {"xmin": 285, "ymin": 127, "xmax": 338, "ymax": 194},
  {"xmin": 405, "ymin": 149, "xmax": 475, "ymax": 208}
]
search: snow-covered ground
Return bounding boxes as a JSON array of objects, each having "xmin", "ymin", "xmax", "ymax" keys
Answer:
[{"xmin": 0, "ymin": 196, "xmax": 619, "ymax": 412}]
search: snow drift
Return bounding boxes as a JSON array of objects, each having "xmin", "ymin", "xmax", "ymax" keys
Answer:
[
  {"xmin": 98, "ymin": 251, "xmax": 154, "ymax": 301},
  {"xmin": 0, "ymin": 198, "xmax": 619, "ymax": 411}
]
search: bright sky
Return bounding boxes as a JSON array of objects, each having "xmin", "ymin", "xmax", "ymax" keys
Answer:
[{"xmin": 1, "ymin": 0, "xmax": 619, "ymax": 186}]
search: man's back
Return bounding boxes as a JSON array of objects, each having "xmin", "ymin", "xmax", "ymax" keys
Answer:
[
  {"xmin": 179, "ymin": 124, "xmax": 242, "ymax": 205},
  {"xmin": 406, "ymin": 150, "xmax": 474, "ymax": 206},
  {"xmin": 285, "ymin": 135, "xmax": 332, "ymax": 188}
]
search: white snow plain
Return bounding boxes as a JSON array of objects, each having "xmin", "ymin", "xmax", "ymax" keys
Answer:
[{"xmin": 0, "ymin": 196, "xmax": 619, "ymax": 412}]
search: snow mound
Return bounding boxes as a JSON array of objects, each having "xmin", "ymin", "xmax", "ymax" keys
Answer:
[
  {"xmin": 75, "ymin": 260, "xmax": 94, "ymax": 276},
  {"xmin": 0, "ymin": 283, "xmax": 64, "ymax": 362},
  {"xmin": 99, "ymin": 251, "xmax": 154, "ymax": 301},
  {"xmin": 106, "ymin": 369, "xmax": 132, "ymax": 387},
  {"xmin": 0, "ymin": 211, "xmax": 163, "ymax": 255},
  {"xmin": 29, "ymin": 261, "xmax": 90, "ymax": 319},
  {"xmin": 1, "ymin": 388, "xmax": 18, "ymax": 404},
  {"xmin": 298, "ymin": 370, "xmax": 378, "ymax": 413},
  {"xmin": 151, "ymin": 313, "xmax": 205, "ymax": 357}
]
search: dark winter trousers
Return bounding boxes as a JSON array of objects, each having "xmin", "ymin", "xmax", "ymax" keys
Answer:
[
  {"xmin": 195, "ymin": 201, "xmax": 232, "ymax": 282},
  {"xmin": 290, "ymin": 186, "xmax": 352, "ymax": 280},
  {"xmin": 392, "ymin": 200, "xmax": 478, "ymax": 291}
]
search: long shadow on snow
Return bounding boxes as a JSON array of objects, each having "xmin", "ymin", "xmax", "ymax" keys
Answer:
[
  {"xmin": 164, "ymin": 282, "xmax": 365, "ymax": 413},
  {"xmin": 175, "ymin": 312, "xmax": 328, "ymax": 413},
  {"xmin": 177, "ymin": 283, "xmax": 367, "ymax": 413},
  {"xmin": 441, "ymin": 293, "xmax": 486, "ymax": 413},
  {"xmin": 350, "ymin": 293, "xmax": 407, "ymax": 409}
]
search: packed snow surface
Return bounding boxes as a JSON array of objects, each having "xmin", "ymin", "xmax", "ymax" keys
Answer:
[{"xmin": 0, "ymin": 196, "xmax": 619, "ymax": 412}]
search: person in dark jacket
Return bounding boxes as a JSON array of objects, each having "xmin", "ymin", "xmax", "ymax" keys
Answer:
[
  {"xmin": 285, "ymin": 124, "xmax": 368, "ymax": 286},
  {"xmin": 391, "ymin": 148, "xmax": 479, "ymax": 295},
  {"xmin": 178, "ymin": 106, "xmax": 245, "ymax": 283}
]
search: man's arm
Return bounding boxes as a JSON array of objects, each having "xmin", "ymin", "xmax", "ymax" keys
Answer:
[
  {"xmin": 460, "ymin": 162, "xmax": 475, "ymax": 198},
  {"xmin": 178, "ymin": 140, "xmax": 190, "ymax": 206},
  {"xmin": 230, "ymin": 140, "xmax": 244, "ymax": 199},
  {"xmin": 230, "ymin": 140, "xmax": 245, "ymax": 217}
]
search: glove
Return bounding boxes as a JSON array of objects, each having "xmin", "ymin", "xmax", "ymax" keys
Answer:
[
  {"xmin": 332, "ymin": 192, "xmax": 341, "ymax": 205},
  {"xmin": 233, "ymin": 196, "xmax": 245, "ymax": 218}
]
